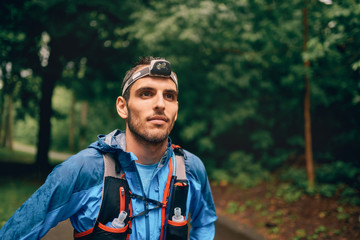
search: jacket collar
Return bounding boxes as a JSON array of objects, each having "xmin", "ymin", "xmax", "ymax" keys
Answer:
[{"xmin": 95, "ymin": 129, "xmax": 173, "ymax": 165}]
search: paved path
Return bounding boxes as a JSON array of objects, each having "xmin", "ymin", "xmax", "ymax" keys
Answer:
[
  {"xmin": 13, "ymin": 142, "xmax": 72, "ymax": 161},
  {"xmin": 42, "ymin": 217, "xmax": 263, "ymax": 240},
  {"xmin": 12, "ymin": 142, "xmax": 264, "ymax": 240}
]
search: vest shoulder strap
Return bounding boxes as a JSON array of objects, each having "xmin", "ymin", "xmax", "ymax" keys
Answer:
[
  {"xmin": 103, "ymin": 153, "xmax": 123, "ymax": 178},
  {"xmin": 174, "ymin": 154, "xmax": 186, "ymax": 180},
  {"xmin": 172, "ymin": 144, "xmax": 187, "ymax": 180},
  {"xmin": 104, "ymin": 146, "xmax": 186, "ymax": 180}
]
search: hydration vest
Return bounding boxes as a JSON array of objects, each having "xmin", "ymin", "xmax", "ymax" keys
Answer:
[{"xmin": 73, "ymin": 145, "xmax": 189, "ymax": 240}]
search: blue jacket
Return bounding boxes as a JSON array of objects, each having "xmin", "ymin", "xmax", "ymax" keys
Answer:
[{"xmin": 0, "ymin": 130, "xmax": 217, "ymax": 239}]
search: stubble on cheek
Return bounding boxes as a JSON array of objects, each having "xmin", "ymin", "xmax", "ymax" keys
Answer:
[{"xmin": 127, "ymin": 110, "xmax": 172, "ymax": 144}]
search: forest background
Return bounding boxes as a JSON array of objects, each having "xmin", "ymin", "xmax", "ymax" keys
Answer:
[{"xmin": 0, "ymin": 0, "xmax": 360, "ymax": 239}]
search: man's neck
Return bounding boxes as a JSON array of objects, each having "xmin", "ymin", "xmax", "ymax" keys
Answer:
[{"xmin": 125, "ymin": 130, "xmax": 168, "ymax": 165}]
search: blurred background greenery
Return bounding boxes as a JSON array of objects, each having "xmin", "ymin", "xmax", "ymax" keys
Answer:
[{"xmin": 0, "ymin": 0, "xmax": 359, "ymax": 209}]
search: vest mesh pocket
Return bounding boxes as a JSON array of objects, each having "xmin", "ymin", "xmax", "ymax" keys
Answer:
[
  {"xmin": 166, "ymin": 223, "xmax": 188, "ymax": 240},
  {"xmin": 74, "ymin": 177, "xmax": 132, "ymax": 240},
  {"xmin": 166, "ymin": 179, "xmax": 189, "ymax": 240}
]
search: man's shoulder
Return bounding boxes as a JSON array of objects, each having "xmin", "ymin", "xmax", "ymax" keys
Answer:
[
  {"xmin": 66, "ymin": 147, "xmax": 104, "ymax": 167},
  {"xmin": 180, "ymin": 149, "xmax": 208, "ymax": 182},
  {"xmin": 182, "ymin": 150, "xmax": 204, "ymax": 167},
  {"xmin": 55, "ymin": 147, "xmax": 105, "ymax": 180}
]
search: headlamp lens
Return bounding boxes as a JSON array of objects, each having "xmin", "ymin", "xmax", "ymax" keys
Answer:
[{"xmin": 150, "ymin": 60, "xmax": 171, "ymax": 77}]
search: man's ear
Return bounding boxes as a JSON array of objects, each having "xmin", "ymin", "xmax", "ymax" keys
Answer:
[{"xmin": 116, "ymin": 96, "xmax": 128, "ymax": 119}]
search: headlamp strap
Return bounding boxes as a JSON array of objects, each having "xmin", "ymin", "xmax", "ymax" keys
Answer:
[{"xmin": 122, "ymin": 60, "xmax": 178, "ymax": 95}]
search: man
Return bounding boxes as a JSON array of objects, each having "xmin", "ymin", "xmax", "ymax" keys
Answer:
[{"xmin": 0, "ymin": 56, "xmax": 217, "ymax": 240}]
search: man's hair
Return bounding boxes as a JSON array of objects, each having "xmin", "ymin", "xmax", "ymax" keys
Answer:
[{"xmin": 121, "ymin": 56, "xmax": 163, "ymax": 101}]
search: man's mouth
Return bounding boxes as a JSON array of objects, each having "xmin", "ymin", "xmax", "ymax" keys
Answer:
[{"xmin": 147, "ymin": 115, "xmax": 169, "ymax": 124}]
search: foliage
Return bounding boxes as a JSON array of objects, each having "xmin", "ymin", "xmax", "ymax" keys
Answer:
[
  {"xmin": 279, "ymin": 165, "xmax": 360, "ymax": 204},
  {"xmin": 211, "ymin": 151, "xmax": 270, "ymax": 189},
  {"xmin": 13, "ymin": 86, "xmax": 125, "ymax": 152},
  {"xmin": 336, "ymin": 206, "xmax": 350, "ymax": 221},
  {"xmin": 292, "ymin": 225, "xmax": 328, "ymax": 240},
  {"xmin": 0, "ymin": 0, "xmax": 141, "ymax": 169},
  {"xmin": 1, "ymin": 0, "xmax": 360, "ymax": 207},
  {"xmin": 340, "ymin": 187, "xmax": 360, "ymax": 205},
  {"xmin": 292, "ymin": 229, "xmax": 307, "ymax": 240},
  {"xmin": 316, "ymin": 161, "xmax": 360, "ymax": 186},
  {"xmin": 225, "ymin": 201, "xmax": 240, "ymax": 214},
  {"xmin": 125, "ymin": 0, "xmax": 360, "ymax": 186},
  {"xmin": 13, "ymin": 115, "xmax": 38, "ymax": 146},
  {"xmin": 276, "ymin": 183, "xmax": 304, "ymax": 203}
]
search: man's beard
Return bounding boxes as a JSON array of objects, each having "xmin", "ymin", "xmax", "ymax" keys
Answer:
[{"xmin": 127, "ymin": 110, "xmax": 173, "ymax": 145}]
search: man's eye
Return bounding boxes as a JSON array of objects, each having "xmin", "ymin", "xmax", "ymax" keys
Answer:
[
  {"xmin": 140, "ymin": 91, "xmax": 152, "ymax": 97},
  {"xmin": 165, "ymin": 93, "xmax": 176, "ymax": 100}
]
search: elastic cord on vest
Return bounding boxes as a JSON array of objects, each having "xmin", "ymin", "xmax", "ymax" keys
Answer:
[{"xmin": 128, "ymin": 193, "xmax": 164, "ymax": 219}]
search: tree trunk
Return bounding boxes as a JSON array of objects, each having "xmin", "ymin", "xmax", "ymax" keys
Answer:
[
  {"xmin": 0, "ymin": 95, "xmax": 6, "ymax": 147},
  {"xmin": 303, "ymin": 2, "xmax": 315, "ymax": 190},
  {"xmin": 79, "ymin": 101, "xmax": 88, "ymax": 149},
  {"xmin": 4, "ymin": 93, "xmax": 14, "ymax": 150},
  {"xmin": 35, "ymin": 45, "xmax": 63, "ymax": 174},
  {"xmin": 68, "ymin": 90, "xmax": 76, "ymax": 152},
  {"xmin": 0, "ymin": 64, "xmax": 8, "ymax": 146}
]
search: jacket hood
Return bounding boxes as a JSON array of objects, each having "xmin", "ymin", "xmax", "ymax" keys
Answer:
[
  {"xmin": 89, "ymin": 129, "xmax": 126, "ymax": 153},
  {"xmin": 89, "ymin": 129, "xmax": 174, "ymax": 161}
]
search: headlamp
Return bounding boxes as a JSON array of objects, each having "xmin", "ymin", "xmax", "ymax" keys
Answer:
[{"xmin": 122, "ymin": 60, "xmax": 178, "ymax": 96}]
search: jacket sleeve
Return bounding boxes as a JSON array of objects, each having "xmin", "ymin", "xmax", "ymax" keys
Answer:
[
  {"xmin": 190, "ymin": 223, "xmax": 215, "ymax": 240},
  {"xmin": 185, "ymin": 151, "xmax": 217, "ymax": 240},
  {"xmin": 0, "ymin": 149, "xmax": 103, "ymax": 240}
]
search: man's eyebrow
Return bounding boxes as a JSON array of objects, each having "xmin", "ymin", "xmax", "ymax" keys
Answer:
[
  {"xmin": 135, "ymin": 87, "xmax": 156, "ymax": 93},
  {"xmin": 135, "ymin": 87, "xmax": 178, "ymax": 95},
  {"xmin": 164, "ymin": 89, "xmax": 178, "ymax": 96}
]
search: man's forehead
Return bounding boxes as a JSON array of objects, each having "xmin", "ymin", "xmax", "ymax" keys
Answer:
[{"xmin": 131, "ymin": 76, "xmax": 177, "ymax": 91}]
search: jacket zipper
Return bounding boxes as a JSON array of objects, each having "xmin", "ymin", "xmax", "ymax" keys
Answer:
[{"xmin": 134, "ymin": 163, "xmax": 151, "ymax": 240}]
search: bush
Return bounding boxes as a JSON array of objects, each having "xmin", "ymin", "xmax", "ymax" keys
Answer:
[
  {"xmin": 276, "ymin": 183, "xmax": 304, "ymax": 203},
  {"xmin": 13, "ymin": 115, "xmax": 38, "ymax": 146},
  {"xmin": 279, "ymin": 166, "xmax": 360, "ymax": 204},
  {"xmin": 315, "ymin": 184, "xmax": 338, "ymax": 198},
  {"xmin": 210, "ymin": 169, "xmax": 231, "ymax": 185},
  {"xmin": 280, "ymin": 167, "xmax": 308, "ymax": 189},
  {"xmin": 340, "ymin": 187, "xmax": 360, "ymax": 205},
  {"xmin": 316, "ymin": 161, "xmax": 360, "ymax": 185},
  {"xmin": 211, "ymin": 151, "xmax": 270, "ymax": 188},
  {"xmin": 225, "ymin": 201, "xmax": 240, "ymax": 214}
]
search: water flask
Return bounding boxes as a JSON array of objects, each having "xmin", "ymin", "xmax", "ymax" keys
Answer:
[
  {"xmin": 172, "ymin": 207, "xmax": 184, "ymax": 222},
  {"xmin": 111, "ymin": 211, "xmax": 127, "ymax": 228}
]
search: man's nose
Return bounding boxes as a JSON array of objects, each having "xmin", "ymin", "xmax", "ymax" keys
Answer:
[{"xmin": 154, "ymin": 93, "xmax": 165, "ymax": 110}]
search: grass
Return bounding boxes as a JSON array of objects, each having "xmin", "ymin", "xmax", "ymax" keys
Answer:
[
  {"xmin": 0, "ymin": 146, "xmax": 66, "ymax": 165},
  {"xmin": 0, "ymin": 148, "xmax": 35, "ymax": 164},
  {"xmin": 0, "ymin": 147, "xmax": 65, "ymax": 228},
  {"xmin": 0, "ymin": 176, "xmax": 41, "ymax": 228}
]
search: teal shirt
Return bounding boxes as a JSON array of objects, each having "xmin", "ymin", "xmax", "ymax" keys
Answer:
[{"xmin": 135, "ymin": 162, "xmax": 158, "ymax": 194}]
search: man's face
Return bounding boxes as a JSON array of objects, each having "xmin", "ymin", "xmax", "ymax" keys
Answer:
[{"xmin": 124, "ymin": 76, "xmax": 178, "ymax": 144}]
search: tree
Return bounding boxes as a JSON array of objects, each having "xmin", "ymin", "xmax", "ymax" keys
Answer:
[
  {"xmin": 31, "ymin": 0, "xmax": 140, "ymax": 172},
  {"xmin": 0, "ymin": 0, "xmax": 141, "ymax": 172},
  {"xmin": 0, "ymin": 0, "xmax": 40, "ymax": 149},
  {"xmin": 303, "ymin": 0, "xmax": 315, "ymax": 189},
  {"xmin": 126, "ymin": 0, "xmax": 307, "ymax": 168}
]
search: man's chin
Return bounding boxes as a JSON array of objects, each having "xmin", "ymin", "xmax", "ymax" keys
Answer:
[
  {"xmin": 145, "ymin": 132, "xmax": 169, "ymax": 144},
  {"xmin": 132, "ymin": 130, "xmax": 169, "ymax": 145}
]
